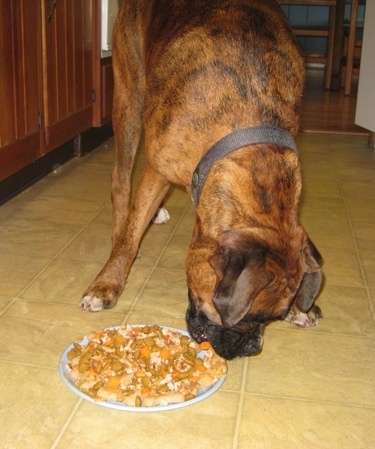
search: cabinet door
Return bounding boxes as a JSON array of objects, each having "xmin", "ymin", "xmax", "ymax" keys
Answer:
[
  {"xmin": 0, "ymin": 0, "xmax": 42, "ymax": 181},
  {"xmin": 41, "ymin": 0, "xmax": 93, "ymax": 153}
]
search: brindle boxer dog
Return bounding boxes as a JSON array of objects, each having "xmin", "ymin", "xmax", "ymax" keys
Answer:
[{"xmin": 80, "ymin": 0, "xmax": 323, "ymax": 360}]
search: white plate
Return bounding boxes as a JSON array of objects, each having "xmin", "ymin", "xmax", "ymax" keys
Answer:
[{"xmin": 59, "ymin": 325, "xmax": 226, "ymax": 412}]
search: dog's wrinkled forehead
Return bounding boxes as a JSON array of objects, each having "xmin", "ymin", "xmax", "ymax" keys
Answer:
[
  {"xmin": 204, "ymin": 229, "xmax": 321, "ymax": 325},
  {"xmin": 186, "ymin": 235, "xmax": 323, "ymax": 359}
]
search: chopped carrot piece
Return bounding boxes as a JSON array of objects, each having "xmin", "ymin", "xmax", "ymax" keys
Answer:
[
  {"xmin": 160, "ymin": 347, "xmax": 171, "ymax": 360},
  {"xmin": 135, "ymin": 371, "xmax": 146, "ymax": 378},
  {"xmin": 199, "ymin": 341, "xmax": 212, "ymax": 350},
  {"xmin": 107, "ymin": 376, "xmax": 120, "ymax": 390},
  {"xmin": 141, "ymin": 386, "xmax": 152, "ymax": 395},
  {"xmin": 195, "ymin": 364, "xmax": 206, "ymax": 372},
  {"xmin": 140, "ymin": 346, "xmax": 151, "ymax": 358}
]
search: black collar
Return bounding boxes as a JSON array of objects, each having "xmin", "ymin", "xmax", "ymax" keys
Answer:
[{"xmin": 191, "ymin": 125, "xmax": 297, "ymax": 206}]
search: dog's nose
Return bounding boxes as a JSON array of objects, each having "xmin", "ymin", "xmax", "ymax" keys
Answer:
[{"xmin": 190, "ymin": 328, "xmax": 208, "ymax": 343}]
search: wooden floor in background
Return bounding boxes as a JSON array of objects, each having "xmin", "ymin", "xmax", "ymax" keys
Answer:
[{"xmin": 300, "ymin": 67, "xmax": 367, "ymax": 135}]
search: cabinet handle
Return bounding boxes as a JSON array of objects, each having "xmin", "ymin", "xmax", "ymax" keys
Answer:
[{"xmin": 47, "ymin": 0, "xmax": 57, "ymax": 22}]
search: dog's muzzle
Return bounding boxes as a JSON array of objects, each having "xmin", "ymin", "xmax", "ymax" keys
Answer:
[{"xmin": 186, "ymin": 300, "xmax": 265, "ymax": 360}]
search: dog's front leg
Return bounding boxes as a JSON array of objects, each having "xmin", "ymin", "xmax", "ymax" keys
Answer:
[{"xmin": 80, "ymin": 165, "xmax": 170, "ymax": 311}]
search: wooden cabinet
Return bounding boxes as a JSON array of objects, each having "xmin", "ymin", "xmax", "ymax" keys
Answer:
[
  {"xmin": 0, "ymin": 0, "xmax": 114, "ymax": 187},
  {"xmin": 0, "ymin": 0, "xmax": 42, "ymax": 181},
  {"xmin": 41, "ymin": 0, "xmax": 94, "ymax": 152}
]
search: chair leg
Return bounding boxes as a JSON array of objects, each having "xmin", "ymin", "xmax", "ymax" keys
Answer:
[
  {"xmin": 324, "ymin": 5, "xmax": 336, "ymax": 90},
  {"xmin": 368, "ymin": 132, "xmax": 375, "ymax": 149},
  {"xmin": 344, "ymin": 0, "xmax": 359, "ymax": 96}
]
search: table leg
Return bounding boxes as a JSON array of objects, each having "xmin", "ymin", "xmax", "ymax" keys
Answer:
[{"xmin": 330, "ymin": 0, "xmax": 346, "ymax": 90}]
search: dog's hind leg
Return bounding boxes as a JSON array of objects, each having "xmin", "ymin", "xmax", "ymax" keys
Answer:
[
  {"xmin": 284, "ymin": 305, "xmax": 323, "ymax": 327},
  {"xmin": 152, "ymin": 206, "xmax": 170, "ymax": 224}
]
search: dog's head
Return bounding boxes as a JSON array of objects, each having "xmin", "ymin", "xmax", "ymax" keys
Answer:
[{"xmin": 185, "ymin": 229, "xmax": 322, "ymax": 360}]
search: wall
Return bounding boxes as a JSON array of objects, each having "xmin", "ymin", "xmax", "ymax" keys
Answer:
[{"xmin": 355, "ymin": 0, "xmax": 375, "ymax": 132}]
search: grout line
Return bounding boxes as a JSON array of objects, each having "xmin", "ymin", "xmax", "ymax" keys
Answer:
[
  {"xmin": 120, "ymin": 199, "xmax": 192, "ymax": 325},
  {"xmin": 0, "ymin": 358, "xmax": 63, "ymax": 370},
  {"xmin": 49, "ymin": 399, "xmax": 83, "ymax": 449},
  {"xmin": 14, "ymin": 202, "xmax": 110, "ymax": 299},
  {"xmin": 0, "ymin": 297, "xmax": 16, "ymax": 318},
  {"xmin": 231, "ymin": 358, "xmax": 249, "ymax": 449},
  {"xmin": 237, "ymin": 390, "xmax": 375, "ymax": 411},
  {"xmin": 149, "ymin": 198, "xmax": 192, "ymax": 270},
  {"xmin": 330, "ymin": 142, "xmax": 375, "ymax": 327},
  {"xmin": 265, "ymin": 324, "xmax": 375, "ymax": 340}
]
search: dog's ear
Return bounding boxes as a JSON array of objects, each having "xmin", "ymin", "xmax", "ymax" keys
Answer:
[
  {"xmin": 209, "ymin": 232, "xmax": 270, "ymax": 328},
  {"xmin": 294, "ymin": 238, "xmax": 323, "ymax": 312}
]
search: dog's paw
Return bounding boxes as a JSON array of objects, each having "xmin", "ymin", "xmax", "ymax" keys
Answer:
[
  {"xmin": 284, "ymin": 305, "xmax": 323, "ymax": 328},
  {"xmin": 152, "ymin": 207, "xmax": 170, "ymax": 224},
  {"xmin": 80, "ymin": 294, "xmax": 105, "ymax": 312},
  {"xmin": 80, "ymin": 283, "xmax": 120, "ymax": 312}
]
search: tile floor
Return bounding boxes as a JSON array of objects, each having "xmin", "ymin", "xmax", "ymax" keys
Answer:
[{"xmin": 0, "ymin": 132, "xmax": 374, "ymax": 449}]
